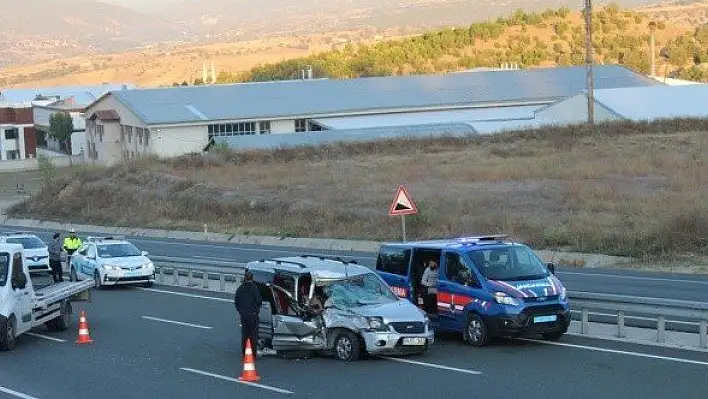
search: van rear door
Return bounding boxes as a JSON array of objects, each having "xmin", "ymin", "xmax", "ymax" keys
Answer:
[{"xmin": 375, "ymin": 246, "xmax": 412, "ymax": 300}]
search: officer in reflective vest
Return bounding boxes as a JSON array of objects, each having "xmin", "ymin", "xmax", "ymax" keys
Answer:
[{"xmin": 63, "ymin": 229, "xmax": 82, "ymax": 268}]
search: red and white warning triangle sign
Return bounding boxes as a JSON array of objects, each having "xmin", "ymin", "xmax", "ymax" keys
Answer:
[{"xmin": 389, "ymin": 185, "xmax": 418, "ymax": 216}]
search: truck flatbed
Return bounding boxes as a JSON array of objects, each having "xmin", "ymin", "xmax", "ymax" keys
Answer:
[{"xmin": 33, "ymin": 280, "xmax": 94, "ymax": 309}]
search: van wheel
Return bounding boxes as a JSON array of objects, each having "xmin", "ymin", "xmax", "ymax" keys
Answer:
[
  {"xmin": 333, "ymin": 331, "xmax": 362, "ymax": 361},
  {"xmin": 46, "ymin": 301, "xmax": 72, "ymax": 331},
  {"xmin": 0, "ymin": 316, "xmax": 17, "ymax": 351},
  {"xmin": 464, "ymin": 313, "xmax": 490, "ymax": 347}
]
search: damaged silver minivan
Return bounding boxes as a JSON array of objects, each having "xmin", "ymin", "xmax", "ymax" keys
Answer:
[{"xmin": 249, "ymin": 255, "xmax": 435, "ymax": 361}]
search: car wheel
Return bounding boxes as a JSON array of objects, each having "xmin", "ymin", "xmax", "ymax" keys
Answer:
[
  {"xmin": 464, "ymin": 313, "xmax": 490, "ymax": 347},
  {"xmin": 94, "ymin": 271, "xmax": 102, "ymax": 289},
  {"xmin": 333, "ymin": 331, "xmax": 361, "ymax": 362},
  {"xmin": 143, "ymin": 281, "xmax": 153, "ymax": 288},
  {"xmin": 0, "ymin": 316, "xmax": 17, "ymax": 351}
]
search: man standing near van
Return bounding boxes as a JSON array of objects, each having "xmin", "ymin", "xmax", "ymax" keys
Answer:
[
  {"xmin": 48, "ymin": 233, "xmax": 63, "ymax": 283},
  {"xmin": 234, "ymin": 270, "xmax": 262, "ymax": 357},
  {"xmin": 421, "ymin": 260, "xmax": 439, "ymax": 317}
]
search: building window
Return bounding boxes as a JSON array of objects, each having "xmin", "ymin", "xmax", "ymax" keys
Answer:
[
  {"xmin": 4, "ymin": 129, "xmax": 18, "ymax": 140},
  {"xmin": 295, "ymin": 119, "xmax": 307, "ymax": 132},
  {"xmin": 144, "ymin": 130, "xmax": 150, "ymax": 146},
  {"xmin": 207, "ymin": 122, "xmax": 257, "ymax": 138},
  {"xmin": 121, "ymin": 125, "xmax": 133, "ymax": 143},
  {"xmin": 137, "ymin": 128, "xmax": 143, "ymax": 144},
  {"xmin": 259, "ymin": 121, "xmax": 271, "ymax": 134},
  {"xmin": 308, "ymin": 121, "xmax": 325, "ymax": 131}
]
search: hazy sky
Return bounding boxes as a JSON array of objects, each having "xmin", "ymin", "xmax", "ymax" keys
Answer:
[{"xmin": 97, "ymin": 0, "xmax": 179, "ymax": 13}]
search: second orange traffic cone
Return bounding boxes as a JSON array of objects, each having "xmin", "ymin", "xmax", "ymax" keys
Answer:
[
  {"xmin": 75, "ymin": 310, "xmax": 93, "ymax": 344},
  {"xmin": 237, "ymin": 339, "xmax": 260, "ymax": 382}
]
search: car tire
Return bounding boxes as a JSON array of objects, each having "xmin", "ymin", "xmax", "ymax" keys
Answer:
[
  {"xmin": 333, "ymin": 330, "xmax": 362, "ymax": 362},
  {"xmin": 143, "ymin": 281, "xmax": 153, "ymax": 288},
  {"xmin": 94, "ymin": 270, "xmax": 102, "ymax": 289},
  {"xmin": 0, "ymin": 316, "xmax": 17, "ymax": 351},
  {"xmin": 464, "ymin": 312, "xmax": 490, "ymax": 347}
]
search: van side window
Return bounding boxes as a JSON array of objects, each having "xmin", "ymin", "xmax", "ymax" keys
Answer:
[
  {"xmin": 11, "ymin": 253, "xmax": 26, "ymax": 286},
  {"xmin": 0, "ymin": 253, "xmax": 9, "ymax": 286},
  {"xmin": 446, "ymin": 252, "xmax": 478, "ymax": 286},
  {"xmin": 376, "ymin": 247, "xmax": 410, "ymax": 276}
]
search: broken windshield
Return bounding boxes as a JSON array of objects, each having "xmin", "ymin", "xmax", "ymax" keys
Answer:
[{"xmin": 324, "ymin": 272, "xmax": 398, "ymax": 308}]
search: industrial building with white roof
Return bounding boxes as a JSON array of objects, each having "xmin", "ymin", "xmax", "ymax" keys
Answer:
[{"xmin": 81, "ymin": 64, "xmax": 704, "ymax": 166}]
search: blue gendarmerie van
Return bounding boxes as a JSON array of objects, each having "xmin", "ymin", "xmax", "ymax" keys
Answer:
[{"xmin": 375, "ymin": 235, "xmax": 570, "ymax": 346}]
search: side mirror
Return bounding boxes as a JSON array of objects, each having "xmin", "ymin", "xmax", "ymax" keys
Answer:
[
  {"xmin": 547, "ymin": 262, "xmax": 556, "ymax": 275},
  {"xmin": 141, "ymin": 251, "xmax": 149, "ymax": 256}
]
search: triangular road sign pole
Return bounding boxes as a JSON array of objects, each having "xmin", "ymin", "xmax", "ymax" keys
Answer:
[{"xmin": 389, "ymin": 185, "xmax": 417, "ymax": 242}]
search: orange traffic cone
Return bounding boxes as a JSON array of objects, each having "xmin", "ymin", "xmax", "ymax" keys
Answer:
[
  {"xmin": 75, "ymin": 310, "xmax": 93, "ymax": 344},
  {"xmin": 237, "ymin": 339, "xmax": 261, "ymax": 382}
]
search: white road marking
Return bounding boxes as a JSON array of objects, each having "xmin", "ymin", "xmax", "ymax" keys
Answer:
[
  {"xmin": 141, "ymin": 316, "xmax": 213, "ymax": 330},
  {"xmin": 382, "ymin": 357, "xmax": 483, "ymax": 375},
  {"xmin": 0, "ymin": 386, "xmax": 40, "ymax": 399},
  {"xmin": 517, "ymin": 338, "xmax": 708, "ymax": 366},
  {"xmin": 558, "ymin": 271, "xmax": 708, "ymax": 285},
  {"xmin": 134, "ymin": 287, "xmax": 232, "ymax": 303},
  {"xmin": 180, "ymin": 367, "xmax": 294, "ymax": 395},
  {"xmin": 570, "ymin": 310, "xmax": 696, "ymax": 326},
  {"xmin": 26, "ymin": 332, "xmax": 66, "ymax": 343}
]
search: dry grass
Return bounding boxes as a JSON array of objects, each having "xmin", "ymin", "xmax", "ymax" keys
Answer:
[{"xmin": 9, "ymin": 118, "xmax": 708, "ymax": 258}]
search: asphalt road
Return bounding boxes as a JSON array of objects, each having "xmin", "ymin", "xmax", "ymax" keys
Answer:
[
  {"xmin": 2, "ymin": 282, "xmax": 706, "ymax": 399},
  {"xmin": 11, "ymin": 225, "xmax": 708, "ymax": 302}
]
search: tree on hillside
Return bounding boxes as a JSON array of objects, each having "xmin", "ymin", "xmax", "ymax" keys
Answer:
[{"xmin": 49, "ymin": 112, "xmax": 74, "ymax": 154}]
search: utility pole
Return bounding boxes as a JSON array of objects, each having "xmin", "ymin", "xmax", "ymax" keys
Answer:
[
  {"xmin": 649, "ymin": 21, "xmax": 657, "ymax": 79},
  {"xmin": 584, "ymin": 0, "xmax": 595, "ymax": 127}
]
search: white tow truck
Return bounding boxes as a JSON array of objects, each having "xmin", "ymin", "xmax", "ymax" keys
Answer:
[{"xmin": 1, "ymin": 243, "xmax": 94, "ymax": 351}]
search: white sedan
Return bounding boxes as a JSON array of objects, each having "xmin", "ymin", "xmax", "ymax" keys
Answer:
[{"xmin": 69, "ymin": 237, "xmax": 155, "ymax": 289}]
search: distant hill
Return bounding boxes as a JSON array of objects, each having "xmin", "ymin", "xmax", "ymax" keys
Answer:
[
  {"xmin": 217, "ymin": 5, "xmax": 701, "ymax": 83},
  {"xmin": 0, "ymin": 0, "xmax": 188, "ymax": 67}
]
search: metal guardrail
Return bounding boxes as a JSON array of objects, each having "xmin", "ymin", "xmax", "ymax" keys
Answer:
[
  {"xmin": 568, "ymin": 292, "xmax": 708, "ymax": 349},
  {"xmin": 150, "ymin": 257, "xmax": 708, "ymax": 349},
  {"xmin": 152, "ymin": 256, "xmax": 247, "ymax": 292}
]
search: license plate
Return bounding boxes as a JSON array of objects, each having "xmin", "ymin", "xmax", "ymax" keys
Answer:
[
  {"xmin": 402, "ymin": 337, "xmax": 427, "ymax": 346},
  {"xmin": 533, "ymin": 315, "xmax": 557, "ymax": 323}
]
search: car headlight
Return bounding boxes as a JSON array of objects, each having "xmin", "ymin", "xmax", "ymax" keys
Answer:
[
  {"xmin": 143, "ymin": 262, "xmax": 154, "ymax": 269},
  {"xmin": 559, "ymin": 288, "xmax": 567, "ymax": 302},
  {"xmin": 103, "ymin": 264, "xmax": 121, "ymax": 271},
  {"xmin": 494, "ymin": 292, "xmax": 520, "ymax": 307},
  {"xmin": 366, "ymin": 316, "xmax": 388, "ymax": 331}
]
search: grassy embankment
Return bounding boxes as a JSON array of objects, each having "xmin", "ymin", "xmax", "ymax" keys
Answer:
[{"xmin": 8, "ymin": 118, "xmax": 708, "ymax": 272}]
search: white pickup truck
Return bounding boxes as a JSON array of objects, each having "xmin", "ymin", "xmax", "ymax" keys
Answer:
[{"xmin": 1, "ymin": 243, "xmax": 94, "ymax": 351}]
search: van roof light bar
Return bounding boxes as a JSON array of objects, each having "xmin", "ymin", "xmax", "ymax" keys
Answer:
[{"xmin": 455, "ymin": 234, "xmax": 509, "ymax": 244}]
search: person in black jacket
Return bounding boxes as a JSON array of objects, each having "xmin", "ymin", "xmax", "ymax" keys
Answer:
[{"xmin": 234, "ymin": 270, "xmax": 262, "ymax": 357}]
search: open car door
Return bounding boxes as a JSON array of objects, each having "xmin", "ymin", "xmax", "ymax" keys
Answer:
[{"xmin": 269, "ymin": 284, "xmax": 324, "ymax": 352}]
